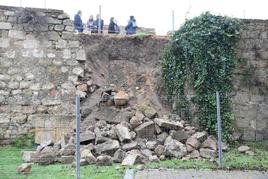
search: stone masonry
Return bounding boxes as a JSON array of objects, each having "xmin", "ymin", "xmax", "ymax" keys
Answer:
[{"xmin": 0, "ymin": 5, "xmax": 268, "ymax": 144}]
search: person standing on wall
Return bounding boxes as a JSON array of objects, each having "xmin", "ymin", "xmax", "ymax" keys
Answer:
[
  {"xmin": 86, "ymin": 15, "xmax": 94, "ymax": 33},
  {"xmin": 92, "ymin": 14, "xmax": 104, "ymax": 34},
  {"xmin": 108, "ymin": 17, "xmax": 120, "ymax": 34},
  {"xmin": 74, "ymin": 10, "xmax": 84, "ymax": 33},
  {"xmin": 125, "ymin": 16, "xmax": 137, "ymax": 35}
]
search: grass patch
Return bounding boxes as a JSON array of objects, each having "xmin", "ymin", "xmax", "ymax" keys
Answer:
[
  {"xmin": 0, "ymin": 146, "xmax": 125, "ymax": 179},
  {"xmin": 0, "ymin": 141, "xmax": 267, "ymax": 178}
]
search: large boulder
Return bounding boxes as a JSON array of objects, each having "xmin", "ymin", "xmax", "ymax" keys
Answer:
[
  {"xmin": 96, "ymin": 155, "xmax": 112, "ymax": 165},
  {"xmin": 81, "ymin": 149, "xmax": 96, "ymax": 164},
  {"xmin": 122, "ymin": 150, "xmax": 143, "ymax": 166},
  {"xmin": 199, "ymin": 148, "xmax": 216, "ymax": 159},
  {"xmin": 17, "ymin": 163, "xmax": 32, "ymax": 175},
  {"xmin": 186, "ymin": 137, "xmax": 200, "ymax": 152},
  {"xmin": 36, "ymin": 152, "xmax": 56, "ymax": 165},
  {"xmin": 60, "ymin": 156, "xmax": 74, "ymax": 164},
  {"xmin": 94, "ymin": 140, "xmax": 120, "ymax": 154},
  {"xmin": 115, "ymin": 124, "xmax": 131, "ymax": 142},
  {"xmin": 192, "ymin": 131, "xmax": 207, "ymax": 143},
  {"xmin": 154, "ymin": 118, "xmax": 183, "ymax": 130},
  {"xmin": 170, "ymin": 130, "xmax": 189, "ymax": 142},
  {"xmin": 135, "ymin": 121, "xmax": 156, "ymax": 139},
  {"xmin": 80, "ymin": 131, "xmax": 95, "ymax": 143},
  {"xmin": 60, "ymin": 144, "xmax": 76, "ymax": 156},
  {"xmin": 164, "ymin": 136, "xmax": 187, "ymax": 158},
  {"xmin": 201, "ymin": 136, "xmax": 217, "ymax": 151},
  {"xmin": 122, "ymin": 141, "xmax": 138, "ymax": 151}
]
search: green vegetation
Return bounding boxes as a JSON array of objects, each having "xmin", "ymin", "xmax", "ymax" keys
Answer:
[
  {"xmin": 144, "ymin": 141, "xmax": 268, "ymax": 171},
  {"xmin": 161, "ymin": 12, "xmax": 241, "ymax": 141},
  {"xmin": 11, "ymin": 133, "xmax": 35, "ymax": 148},
  {"xmin": 0, "ymin": 141, "xmax": 267, "ymax": 178},
  {"xmin": 0, "ymin": 146, "xmax": 125, "ymax": 179}
]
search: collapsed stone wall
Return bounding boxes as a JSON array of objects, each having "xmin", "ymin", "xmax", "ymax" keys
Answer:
[{"xmin": 0, "ymin": 5, "xmax": 267, "ymax": 145}]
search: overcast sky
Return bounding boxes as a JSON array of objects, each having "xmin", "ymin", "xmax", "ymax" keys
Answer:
[{"xmin": 1, "ymin": 0, "xmax": 268, "ymax": 34}]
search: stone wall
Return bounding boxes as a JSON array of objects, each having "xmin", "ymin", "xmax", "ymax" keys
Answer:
[
  {"xmin": 0, "ymin": 5, "xmax": 267, "ymax": 144},
  {"xmin": 232, "ymin": 19, "xmax": 268, "ymax": 140}
]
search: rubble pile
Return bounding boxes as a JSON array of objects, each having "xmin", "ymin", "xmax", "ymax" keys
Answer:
[{"xmin": 22, "ymin": 86, "xmax": 220, "ymax": 166}]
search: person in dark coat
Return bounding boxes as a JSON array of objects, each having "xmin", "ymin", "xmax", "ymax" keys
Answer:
[
  {"xmin": 92, "ymin": 14, "xmax": 104, "ymax": 33},
  {"xmin": 125, "ymin": 16, "xmax": 137, "ymax": 35},
  {"xmin": 108, "ymin": 17, "xmax": 120, "ymax": 34},
  {"xmin": 74, "ymin": 10, "xmax": 83, "ymax": 32}
]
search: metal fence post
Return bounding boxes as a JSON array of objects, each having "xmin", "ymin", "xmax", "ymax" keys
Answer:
[
  {"xmin": 216, "ymin": 91, "xmax": 224, "ymax": 168},
  {"xmin": 75, "ymin": 96, "xmax": 81, "ymax": 179}
]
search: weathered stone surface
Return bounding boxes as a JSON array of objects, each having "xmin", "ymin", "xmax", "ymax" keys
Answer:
[
  {"xmin": 130, "ymin": 116, "xmax": 143, "ymax": 128},
  {"xmin": 143, "ymin": 107, "xmax": 157, "ymax": 119},
  {"xmin": 60, "ymin": 144, "xmax": 75, "ymax": 156},
  {"xmin": 146, "ymin": 141, "xmax": 158, "ymax": 150},
  {"xmin": 157, "ymin": 132, "xmax": 168, "ymax": 144},
  {"xmin": 170, "ymin": 130, "xmax": 189, "ymax": 142},
  {"xmin": 122, "ymin": 141, "xmax": 138, "ymax": 151},
  {"xmin": 245, "ymin": 150, "xmax": 255, "ymax": 156},
  {"xmin": 188, "ymin": 150, "xmax": 200, "ymax": 159},
  {"xmin": 0, "ymin": 22, "xmax": 12, "ymax": 29},
  {"xmin": 76, "ymin": 50, "xmax": 86, "ymax": 61},
  {"xmin": 17, "ymin": 163, "xmax": 32, "ymax": 175},
  {"xmin": 192, "ymin": 131, "xmax": 207, "ymax": 143},
  {"xmin": 115, "ymin": 124, "xmax": 131, "ymax": 142},
  {"xmin": 164, "ymin": 136, "xmax": 187, "ymax": 158},
  {"xmin": 122, "ymin": 150, "xmax": 143, "ymax": 166},
  {"xmin": 238, "ymin": 145, "xmax": 250, "ymax": 153},
  {"xmin": 114, "ymin": 91, "xmax": 129, "ymax": 106},
  {"xmin": 61, "ymin": 155, "xmax": 74, "ymax": 164},
  {"xmin": 113, "ymin": 149, "xmax": 126, "ymax": 163},
  {"xmin": 154, "ymin": 145, "xmax": 164, "ymax": 156},
  {"xmin": 36, "ymin": 152, "xmax": 56, "ymax": 165},
  {"xmin": 80, "ymin": 131, "xmax": 95, "ymax": 143},
  {"xmin": 22, "ymin": 151, "xmax": 37, "ymax": 163},
  {"xmin": 154, "ymin": 118, "xmax": 183, "ymax": 130},
  {"xmin": 135, "ymin": 121, "xmax": 155, "ymax": 139},
  {"xmin": 81, "ymin": 149, "xmax": 96, "ymax": 164},
  {"xmin": 8, "ymin": 30, "xmax": 26, "ymax": 39},
  {"xmin": 199, "ymin": 148, "xmax": 216, "ymax": 159},
  {"xmin": 95, "ymin": 140, "xmax": 120, "ymax": 154},
  {"xmin": 96, "ymin": 155, "xmax": 112, "ymax": 165},
  {"xmin": 186, "ymin": 137, "xmax": 200, "ymax": 152},
  {"xmin": 0, "ymin": 38, "xmax": 10, "ymax": 48},
  {"xmin": 201, "ymin": 136, "xmax": 217, "ymax": 151}
]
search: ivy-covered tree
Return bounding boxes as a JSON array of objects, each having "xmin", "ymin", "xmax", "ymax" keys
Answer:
[{"xmin": 161, "ymin": 12, "xmax": 240, "ymax": 141}]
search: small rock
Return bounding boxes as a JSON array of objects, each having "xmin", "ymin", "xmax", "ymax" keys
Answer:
[
  {"xmin": 96, "ymin": 155, "xmax": 112, "ymax": 165},
  {"xmin": 170, "ymin": 130, "xmax": 189, "ymax": 142},
  {"xmin": 95, "ymin": 140, "xmax": 120, "ymax": 154},
  {"xmin": 130, "ymin": 116, "xmax": 142, "ymax": 128},
  {"xmin": 122, "ymin": 141, "xmax": 138, "ymax": 151},
  {"xmin": 238, "ymin": 145, "xmax": 250, "ymax": 153},
  {"xmin": 245, "ymin": 150, "xmax": 255, "ymax": 156},
  {"xmin": 192, "ymin": 131, "xmax": 207, "ymax": 143},
  {"xmin": 113, "ymin": 149, "xmax": 126, "ymax": 163},
  {"xmin": 154, "ymin": 145, "xmax": 165, "ymax": 156},
  {"xmin": 159, "ymin": 155, "xmax": 165, "ymax": 160},
  {"xmin": 80, "ymin": 131, "xmax": 95, "ymax": 143},
  {"xmin": 201, "ymin": 136, "xmax": 217, "ymax": 151},
  {"xmin": 186, "ymin": 137, "xmax": 200, "ymax": 152},
  {"xmin": 157, "ymin": 132, "xmax": 168, "ymax": 144},
  {"xmin": 81, "ymin": 149, "xmax": 96, "ymax": 164},
  {"xmin": 61, "ymin": 156, "xmax": 74, "ymax": 164},
  {"xmin": 141, "ymin": 149, "xmax": 153, "ymax": 159},
  {"xmin": 60, "ymin": 144, "xmax": 76, "ymax": 156},
  {"xmin": 135, "ymin": 121, "xmax": 156, "ymax": 139},
  {"xmin": 115, "ymin": 124, "xmax": 131, "ymax": 142},
  {"xmin": 114, "ymin": 91, "xmax": 129, "ymax": 106},
  {"xmin": 36, "ymin": 152, "xmax": 56, "ymax": 165},
  {"xmin": 80, "ymin": 159, "xmax": 88, "ymax": 166},
  {"xmin": 136, "ymin": 164, "xmax": 145, "ymax": 170},
  {"xmin": 146, "ymin": 141, "xmax": 158, "ymax": 150},
  {"xmin": 154, "ymin": 118, "xmax": 183, "ymax": 130},
  {"xmin": 199, "ymin": 148, "xmax": 216, "ymax": 159},
  {"xmin": 122, "ymin": 150, "xmax": 143, "ymax": 166},
  {"xmin": 164, "ymin": 136, "xmax": 187, "ymax": 158},
  {"xmin": 17, "ymin": 163, "xmax": 32, "ymax": 175},
  {"xmin": 188, "ymin": 150, "xmax": 200, "ymax": 159},
  {"xmin": 149, "ymin": 155, "xmax": 159, "ymax": 162}
]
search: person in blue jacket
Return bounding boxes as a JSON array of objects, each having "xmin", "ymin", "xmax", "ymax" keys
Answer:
[
  {"xmin": 125, "ymin": 16, "xmax": 137, "ymax": 35},
  {"xmin": 74, "ymin": 10, "xmax": 83, "ymax": 32}
]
